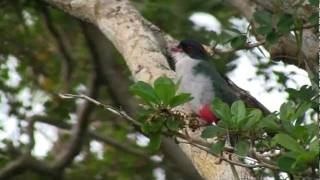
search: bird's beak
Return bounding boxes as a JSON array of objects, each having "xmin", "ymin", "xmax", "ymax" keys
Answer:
[
  {"xmin": 171, "ymin": 46, "xmax": 183, "ymax": 53},
  {"xmin": 202, "ymin": 45, "xmax": 214, "ymax": 56}
]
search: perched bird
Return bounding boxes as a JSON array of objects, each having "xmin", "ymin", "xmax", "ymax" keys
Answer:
[{"xmin": 170, "ymin": 39, "xmax": 269, "ymax": 124}]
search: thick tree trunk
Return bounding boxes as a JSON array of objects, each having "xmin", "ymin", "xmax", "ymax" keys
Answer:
[{"xmin": 43, "ymin": 0, "xmax": 256, "ymax": 179}]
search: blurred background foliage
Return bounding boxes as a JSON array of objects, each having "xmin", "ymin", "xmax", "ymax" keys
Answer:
[{"xmin": 0, "ymin": 0, "xmax": 317, "ymax": 179}]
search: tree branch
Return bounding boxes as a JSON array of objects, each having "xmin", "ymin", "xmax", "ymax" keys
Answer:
[
  {"xmin": 38, "ymin": 1, "xmax": 74, "ymax": 91},
  {"xmin": 31, "ymin": 115, "xmax": 153, "ymax": 163},
  {"xmin": 0, "ymin": 156, "xmax": 58, "ymax": 179},
  {"xmin": 205, "ymin": 39, "xmax": 266, "ymax": 56},
  {"xmin": 59, "ymin": 93, "xmax": 141, "ymax": 127},
  {"xmin": 26, "ymin": 119, "xmax": 35, "ymax": 155},
  {"xmin": 225, "ymin": 0, "xmax": 318, "ymax": 77}
]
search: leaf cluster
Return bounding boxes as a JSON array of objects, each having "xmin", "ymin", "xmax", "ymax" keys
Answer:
[
  {"xmin": 129, "ymin": 76, "xmax": 193, "ymax": 152},
  {"xmin": 201, "ymin": 86, "xmax": 318, "ymax": 176}
]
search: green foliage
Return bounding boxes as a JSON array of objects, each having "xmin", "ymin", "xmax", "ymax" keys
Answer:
[
  {"xmin": 211, "ymin": 99, "xmax": 263, "ymax": 131},
  {"xmin": 130, "ymin": 76, "xmax": 192, "ymax": 151},
  {"xmin": 211, "ymin": 98, "xmax": 232, "ymax": 126},
  {"xmin": 259, "ymin": 114, "xmax": 280, "ymax": 132},
  {"xmin": 202, "ymin": 93, "xmax": 318, "ymax": 176},
  {"xmin": 277, "ymin": 14, "xmax": 294, "ymax": 34},
  {"xmin": 273, "ymin": 134, "xmax": 305, "ymax": 153},
  {"xmin": 130, "ymin": 76, "xmax": 192, "ymax": 109},
  {"xmin": 201, "ymin": 125, "xmax": 225, "ymax": 139},
  {"xmin": 277, "ymin": 155, "xmax": 297, "ymax": 172},
  {"xmin": 210, "ymin": 140, "xmax": 225, "ymax": 155},
  {"xmin": 235, "ymin": 140, "xmax": 250, "ymax": 157},
  {"xmin": 254, "ymin": 11, "xmax": 273, "ymax": 35},
  {"xmin": 308, "ymin": 0, "xmax": 319, "ymax": 5},
  {"xmin": 242, "ymin": 109, "xmax": 262, "ymax": 130},
  {"xmin": 129, "ymin": 81, "xmax": 160, "ymax": 106},
  {"xmin": 230, "ymin": 100, "xmax": 246, "ymax": 124},
  {"xmin": 169, "ymin": 93, "xmax": 193, "ymax": 108},
  {"xmin": 253, "ymin": 4, "xmax": 317, "ymax": 47},
  {"xmin": 148, "ymin": 133, "xmax": 162, "ymax": 152},
  {"xmin": 254, "ymin": 11, "xmax": 273, "ymax": 26},
  {"xmin": 230, "ymin": 36, "xmax": 246, "ymax": 49}
]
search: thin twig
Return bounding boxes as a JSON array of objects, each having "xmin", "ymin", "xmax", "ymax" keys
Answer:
[
  {"xmin": 59, "ymin": 93, "xmax": 142, "ymax": 127},
  {"xmin": 206, "ymin": 40, "xmax": 266, "ymax": 56},
  {"xmin": 26, "ymin": 119, "xmax": 35, "ymax": 155},
  {"xmin": 38, "ymin": 1, "xmax": 73, "ymax": 90}
]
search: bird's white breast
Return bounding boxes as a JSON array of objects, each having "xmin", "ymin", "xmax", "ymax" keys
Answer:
[{"xmin": 173, "ymin": 53, "xmax": 214, "ymax": 112}]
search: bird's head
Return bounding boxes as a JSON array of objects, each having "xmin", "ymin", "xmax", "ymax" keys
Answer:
[{"xmin": 171, "ymin": 39, "xmax": 209, "ymax": 61}]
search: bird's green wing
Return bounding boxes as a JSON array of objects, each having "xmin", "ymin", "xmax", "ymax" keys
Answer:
[
  {"xmin": 194, "ymin": 61, "xmax": 271, "ymax": 115},
  {"xmin": 193, "ymin": 61, "xmax": 238, "ymax": 105}
]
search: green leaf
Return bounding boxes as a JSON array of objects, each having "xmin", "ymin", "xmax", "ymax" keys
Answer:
[
  {"xmin": 308, "ymin": 0, "xmax": 319, "ymax": 5},
  {"xmin": 309, "ymin": 13, "xmax": 318, "ymax": 25},
  {"xmin": 169, "ymin": 93, "xmax": 193, "ymax": 108},
  {"xmin": 282, "ymin": 120, "xmax": 294, "ymax": 133},
  {"xmin": 201, "ymin": 126, "xmax": 226, "ymax": 138},
  {"xmin": 310, "ymin": 138, "xmax": 319, "ymax": 153},
  {"xmin": 165, "ymin": 118, "xmax": 182, "ymax": 131},
  {"xmin": 219, "ymin": 31, "xmax": 235, "ymax": 44},
  {"xmin": 129, "ymin": 81, "xmax": 159, "ymax": 105},
  {"xmin": 256, "ymin": 26, "xmax": 272, "ymax": 35},
  {"xmin": 235, "ymin": 140, "xmax": 250, "ymax": 157},
  {"xmin": 259, "ymin": 114, "xmax": 279, "ymax": 132},
  {"xmin": 151, "ymin": 119, "xmax": 165, "ymax": 132},
  {"xmin": 230, "ymin": 36, "xmax": 246, "ymax": 49},
  {"xmin": 277, "ymin": 155, "xmax": 296, "ymax": 172},
  {"xmin": 228, "ymin": 28, "xmax": 243, "ymax": 34},
  {"xmin": 231, "ymin": 100, "xmax": 246, "ymax": 123},
  {"xmin": 210, "ymin": 140, "xmax": 225, "ymax": 155},
  {"xmin": 294, "ymin": 151, "xmax": 318, "ymax": 168},
  {"xmin": 280, "ymin": 101, "xmax": 295, "ymax": 121},
  {"xmin": 142, "ymin": 119, "xmax": 165, "ymax": 133},
  {"xmin": 277, "ymin": 14, "xmax": 294, "ymax": 33},
  {"xmin": 211, "ymin": 99, "xmax": 232, "ymax": 125},
  {"xmin": 273, "ymin": 133, "xmax": 305, "ymax": 152},
  {"xmin": 266, "ymin": 32, "xmax": 278, "ymax": 44},
  {"xmin": 291, "ymin": 126, "xmax": 308, "ymax": 142},
  {"xmin": 287, "ymin": 85, "xmax": 317, "ymax": 102},
  {"xmin": 254, "ymin": 11, "xmax": 272, "ymax": 26},
  {"xmin": 148, "ymin": 133, "xmax": 162, "ymax": 152},
  {"xmin": 306, "ymin": 123, "xmax": 318, "ymax": 137},
  {"xmin": 137, "ymin": 108, "xmax": 153, "ymax": 122},
  {"xmin": 0, "ymin": 68, "xmax": 9, "ymax": 80},
  {"xmin": 154, "ymin": 77, "xmax": 176, "ymax": 106},
  {"xmin": 243, "ymin": 109, "xmax": 262, "ymax": 130},
  {"xmin": 293, "ymin": 102, "xmax": 311, "ymax": 120},
  {"xmin": 141, "ymin": 122, "xmax": 152, "ymax": 133}
]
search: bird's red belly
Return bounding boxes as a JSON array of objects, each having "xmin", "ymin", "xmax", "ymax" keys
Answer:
[{"xmin": 198, "ymin": 104, "xmax": 219, "ymax": 123}]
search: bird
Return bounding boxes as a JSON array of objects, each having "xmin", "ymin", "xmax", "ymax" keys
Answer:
[{"xmin": 170, "ymin": 39, "xmax": 269, "ymax": 124}]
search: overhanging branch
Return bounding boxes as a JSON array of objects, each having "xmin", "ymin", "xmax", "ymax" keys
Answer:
[{"xmin": 225, "ymin": 0, "xmax": 318, "ymax": 76}]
